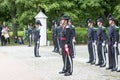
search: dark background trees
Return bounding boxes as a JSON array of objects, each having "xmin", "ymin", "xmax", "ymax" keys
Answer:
[{"xmin": 0, "ymin": 0, "xmax": 120, "ymax": 33}]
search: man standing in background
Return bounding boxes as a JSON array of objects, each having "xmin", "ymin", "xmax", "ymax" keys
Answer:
[{"xmin": 34, "ymin": 20, "xmax": 42, "ymax": 57}]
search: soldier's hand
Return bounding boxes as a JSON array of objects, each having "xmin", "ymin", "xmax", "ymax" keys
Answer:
[
  {"xmin": 37, "ymin": 41, "xmax": 39, "ymax": 44},
  {"xmin": 92, "ymin": 42, "xmax": 96, "ymax": 46},
  {"xmin": 65, "ymin": 44, "xmax": 68, "ymax": 48},
  {"xmin": 102, "ymin": 43, "xmax": 105, "ymax": 47},
  {"xmin": 73, "ymin": 38, "xmax": 76, "ymax": 43},
  {"xmin": 113, "ymin": 43, "xmax": 117, "ymax": 47}
]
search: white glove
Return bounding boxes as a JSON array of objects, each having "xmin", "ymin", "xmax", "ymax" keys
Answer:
[
  {"xmin": 29, "ymin": 35, "xmax": 31, "ymax": 38},
  {"xmin": 113, "ymin": 43, "xmax": 117, "ymax": 47},
  {"xmin": 72, "ymin": 38, "xmax": 76, "ymax": 43},
  {"xmin": 93, "ymin": 41, "xmax": 96, "ymax": 45},
  {"xmin": 65, "ymin": 47, "xmax": 68, "ymax": 52},
  {"xmin": 37, "ymin": 41, "xmax": 39, "ymax": 44},
  {"xmin": 65, "ymin": 44, "xmax": 68, "ymax": 52},
  {"xmin": 102, "ymin": 43, "xmax": 105, "ymax": 47}
]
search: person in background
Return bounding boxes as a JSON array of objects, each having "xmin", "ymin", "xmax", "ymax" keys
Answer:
[
  {"xmin": 5, "ymin": 26, "xmax": 10, "ymax": 45},
  {"xmin": 34, "ymin": 20, "xmax": 42, "ymax": 57},
  {"xmin": 68, "ymin": 19, "xmax": 76, "ymax": 58},
  {"xmin": 27, "ymin": 23, "xmax": 33, "ymax": 47}
]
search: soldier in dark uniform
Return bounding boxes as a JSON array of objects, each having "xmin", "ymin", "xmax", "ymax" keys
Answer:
[
  {"xmin": 68, "ymin": 19, "xmax": 76, "ymax": 58},
  {"xmin": 34, "ymin": 20, "xmax": 42, "ymax": 57},
  {"xmin": 56, "ymin": 22, "xmax": 62, "ymax": 54},
  {"xmin": 0, "ymin": 25, "xmax": 2, "ymax": 44},
  {"xmin": 86, "ymin": 18, "xmax": 96, "ymax": 65},
  {"xmin": 52, "ymin": 20, "xmax": 59, "ymax": 53},
  {"xmin": 59, "ymin": 15, "xmax": 73, "ymax": 76},
  {"xmin": 106, "ymin": 14, "xmax": 120, "ymax": 72},
  {"xmin": 52, "ymin": 20, "xmax": 56, "ymax": 52},
  {"xmin": 96, "ymin": 17, "xmax": 107, "ymax": 67},
  {"xmin": 27, "ymin": 23, "xmax": 33, "ymax": 47}
]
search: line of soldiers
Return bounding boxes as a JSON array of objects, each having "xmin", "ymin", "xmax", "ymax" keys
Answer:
[
  {"xmin": 86, "ymin": 14, "xmax": 120, "ymax": 72},
  {"xmin": 51, "ymin": 15, "xmax": 76, "ymax": 76}
]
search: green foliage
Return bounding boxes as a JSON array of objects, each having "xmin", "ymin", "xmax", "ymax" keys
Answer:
[{"xmin": 0, "ymin": 0, "xmax": 120, "ymax": 30}]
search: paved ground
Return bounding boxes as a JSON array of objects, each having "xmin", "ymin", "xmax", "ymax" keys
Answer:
[{"xmin": 0, "ymin": 45, "xmax": 120, "ymax": 80}]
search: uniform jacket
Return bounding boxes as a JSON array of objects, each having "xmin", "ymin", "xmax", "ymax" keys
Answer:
[
  {"xmin": 97, "ymin": 26, "xmax": 106, "ymax": 43},
  {"xmin": 34, "ymin": 28, "xmax": 40, "ymax": 42}
]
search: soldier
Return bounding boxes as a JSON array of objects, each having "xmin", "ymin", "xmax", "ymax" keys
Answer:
[
  {"xmin": 59, "ymin": 15, "xmax": 73, "ymax": 76},
  {"xmin": 27, "ymin": 23, "xmax": 33, "ymax": 47},
  {"xmin": 56, "ymin": 21, "xmax": 62, "ymax": 54},
  {"xmin": 52, "ymin": 20, "xmax": 59, "ymax": 53},
  {"xmin": 96, "ymin": 17, "xmax": 106, "ymax": 67},
  {"xmin": 106, "ymin": 14, "xmax": 120, "ymax": 72},
  {"xmin": 33, "ymin": 20, "xmax": 42, "ymax": 57},
  {"xmin": 68, "ymin": 19, "xmax": 76, "ymax": 58},
  {"xmin": 0, "ymin": 25, "xmax": 2, "ymax": 44},
  {"xmin": 86, "ymin": 18, "xmax": 96, "ymax": 65}
]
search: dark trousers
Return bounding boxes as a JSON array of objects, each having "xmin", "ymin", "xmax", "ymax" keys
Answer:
[
  {"xmin": 88, "ymin": 42, "xmax": 95, "ymax": 62},
  {"xmin": 28, "ymin": 34, "xmax": 32, "ymax": 46},
  {"xmin": 61, "ymin": 40, "xmax": 66, "ymax": 71},
  {"xmin": 53, "ymin": 37, "xmax": 59, "ymax": 52},
  {"xmin": 5, "ymin": 38, "xmax": 10, "ymax": 44},
  {"xmin": 97, "ymin": 43, "xmax": 106, "ymax": 65},
  {"xmin": 1, "ymin": 35, "xmax": 5, "ymax": 46},
  {"xmin": 34, "ymin": 41, "xmax": 40, "ymax": 57},
  {"xmin": 70, "ymin": 40, "xmax": 75, "ymax": 57},
  {"xmin": 65, "ymin": 48, "xmax": 73, "ymax": 73},
  {"xmin": 108, "ymin": 44, "xmax": 116, "ymax": 68}
]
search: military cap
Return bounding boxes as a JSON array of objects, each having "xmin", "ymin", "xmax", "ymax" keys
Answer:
[
  {"xmin": 61, "ymin": 15, "xmax": 69, "ymax": 20},
  {"xmin": 107, "ymin": 14, "xmax": 115, "ymax": 21},
  {"xmin": 86, "ymin": 18, "xmax": 93, "ymax": 23},
  {"xmin": 35, "ymin": 20, "xmax": 42, "ymax": 26},
  {"xmin": 97, "ymin": 17, "xmax": 104, "ymax": 23}
]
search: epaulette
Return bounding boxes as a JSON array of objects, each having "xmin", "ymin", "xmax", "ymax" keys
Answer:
[
  {"xmin": 102, "ymin": 26, "xmax": 106, "ymax": 31},
  {"xmin": 71, "ymin": 25, "xmax": 75, "ymax": 29},
  {"xmin": 115, "ymin": 25, "xmax": 119, "ymax": 30},
  {"xmin": 93, "ymin": 27, "xmax": 98, "ymax": 31}
]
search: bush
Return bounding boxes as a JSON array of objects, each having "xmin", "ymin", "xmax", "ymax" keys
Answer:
[{"xmin": 47, "ymin": 28, "xmax": 87, "ymax": 45}]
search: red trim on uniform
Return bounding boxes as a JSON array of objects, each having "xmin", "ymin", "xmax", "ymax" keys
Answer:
[
  {"xmin": 63, "ymin": 46, "xmax": 70, "ymax": 56},
  {"xmin": 60, "ymin": 37, "xmax": 66, "ymax": 40}
]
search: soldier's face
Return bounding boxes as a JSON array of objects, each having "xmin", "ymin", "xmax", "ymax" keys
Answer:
[
  {"xmin": 61, "ymin": 19, "xmax": 67, "ymax": 25},
  {"xmin": 35, "ymin": 24, "xmax": 39, "ymax": 28},
  {"xmin": 109, "ymin": 20, "xmax": 113, "ymax": 25},
  {"xmin": 61, "ymin": 20, "xmax": 64, "ymax": 25},
  {"xmin": 97, "ymin": 22, "xmax": 102, "ymax": 27},
  {"xmin": 68, "ymin": 21, "xmax": 71, "ymax": 25},
  {"xmin": 88, "ymin": 23, "xmax": 93, "ymax": 27}
]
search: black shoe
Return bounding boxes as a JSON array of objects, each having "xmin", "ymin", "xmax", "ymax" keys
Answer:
[
  {"xmin": 106, "ymin": 67, "xmax": 112, "ymax": 70},
  {"xmin": 86, "ymin": 61, "xmax": 91, "ymax": 63},
  {"xmin": 59, "ymin": 71, "xmax": 66, "ymax": 74},
  {"xmin": 52, "ymin": 50, "xmax": 55, "ymax": 52},
  {"xmin": 95, "ymin": 63, "xmax": 101, "ymax": 66},
  {"xmin": 91, "ymin": 61, "xmax": 95, "ymax": 65},
  {"xmin": 117, "ymin": 70, "xmax": 120, "ymax": 72},
  {"xmin": 111, "ymin": 68, "xmax": 117, "ymax": 71},
  {"xmin": 100, "ymin": 64, "xmax": 106, "ymax": 67},
  {"xmin": 55, "ymin": 51, "xmax": 59, "ymax": 53},
  {"xmin": 35, "ymin": 55, "xmax": 41, "ymax": 57},
  {"xmin": 64, "ymin": 72, "xmax": 72, "ymax": 76}
]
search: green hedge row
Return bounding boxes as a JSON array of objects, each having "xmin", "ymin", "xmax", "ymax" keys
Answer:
[
  {"xmin": 9, "ymin": 28, "xmax": 87, "ymax": 44},
  {"xmin": 8, "ymin": 27, "xmax": 120, "ymax": 45},
  {"xmin": 47, "ymin": 28, "xmax": 87, "ymax": 45}
]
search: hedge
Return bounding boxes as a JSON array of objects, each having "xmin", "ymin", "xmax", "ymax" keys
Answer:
[
  {"xmin": 47, "ymin": 28, "xmax": 87, "ymax": 45},
  {"xmin": 9, "ymin": 27, "xmax": 120, "ymax": 45},
  {"xmin": 9, "ymin": 28, "xmax": 89, "ymax": 45}
]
